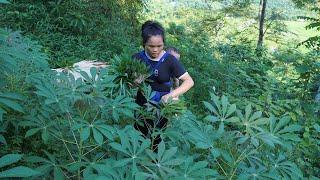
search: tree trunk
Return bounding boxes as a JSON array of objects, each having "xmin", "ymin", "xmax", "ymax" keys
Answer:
[{"xmin": 257, "ymin": 0, "xmax": 267, "ymax": 51}]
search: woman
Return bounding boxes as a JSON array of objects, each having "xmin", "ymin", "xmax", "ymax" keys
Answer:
[
  {"xmin": 133, "ymin": 20, "xmax": 194, "ymax": 150},
  {"xmin": 133, "ymin": 20, "xmax": 194, "ymax": 104}
]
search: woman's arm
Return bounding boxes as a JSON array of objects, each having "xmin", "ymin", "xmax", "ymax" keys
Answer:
[{"xmin": 161, "ymin": 73, "xmax": 194, "ymax": 103}]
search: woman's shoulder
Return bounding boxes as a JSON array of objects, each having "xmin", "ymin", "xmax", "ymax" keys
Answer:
[
  {"xmin": 164, "ymin": 53, "xmax": 178, "ymax": 62},
  {"xmin": 132, "ymin": 51, "xmax": 144, "ymax": 60}
]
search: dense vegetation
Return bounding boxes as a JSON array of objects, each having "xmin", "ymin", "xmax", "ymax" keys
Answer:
[{"xmin": 0, "ymin": 0, "xmax": 319, "ymax": 179}]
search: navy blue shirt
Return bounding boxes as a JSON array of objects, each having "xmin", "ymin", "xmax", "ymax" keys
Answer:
[{"xmin": 133, "ymin": 51, "xmax": 186, "ymax": 92}]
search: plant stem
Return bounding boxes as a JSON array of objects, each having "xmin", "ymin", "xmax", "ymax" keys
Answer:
[
  {"xmin": 215, "ymin": 159, "xmax": 228, "ymax": 176},
  {"xmin": 83, "ymin": 139, "xmax": 108, "ymax": 156},
  {"xmin": 63, "ymin": 140, "xmax": 76, "ymax": 162},
  {"xmin": 67, "ymin": 112, "xmax": 81, "ymax": 151}
]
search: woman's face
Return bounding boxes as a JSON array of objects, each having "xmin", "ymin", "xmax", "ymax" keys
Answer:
[{"xmin": 144, "ymin": 35, "xmax": 164, "ymax": 59}]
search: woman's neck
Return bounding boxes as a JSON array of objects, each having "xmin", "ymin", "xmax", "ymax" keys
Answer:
[{"xmin": 145, "ymin": 50, "xmax": 166, "ymax": 61}]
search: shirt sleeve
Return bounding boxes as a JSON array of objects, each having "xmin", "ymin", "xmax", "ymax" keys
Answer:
[
  {"xmin": 132, "ymin": 53, "xmax": 141, "ymax": 61},
  {"xmin": 171, "ymin": 56, "xmax": 186, "ymax": 79}
]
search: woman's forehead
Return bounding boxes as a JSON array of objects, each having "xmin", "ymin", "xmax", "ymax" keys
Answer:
[{"xmin": 146, "ymin": 35, "xmax": 164, "ymax": 44}]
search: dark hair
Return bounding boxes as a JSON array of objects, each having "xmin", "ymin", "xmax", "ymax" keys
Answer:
[
  {"xmin": 166, "ymin": 46, "xmax": 180, "ymax": 54},
  {"xmin": 141, "ymin": 20, "xmax": 165, "ymax": 46}
]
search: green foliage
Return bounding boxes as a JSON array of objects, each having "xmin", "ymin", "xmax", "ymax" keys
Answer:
[
  {"xmin": 1, "ymin": 0, "xmax": 319, "ymax": 178},
  {"xmin": 160, "ymin": 99, "xmax": 187, "ymax": 119},
  {"xmin": 0, "ymin": 0, "xmax": 142, "ymax": 67},
  {"xmin": 292, "ymin": 0, "xmax": 318, "ymax": 8},
  {"xmin": 0, "ymin": 154, "xmax": 40, "ymax": 178},
  {"xmin": 0, "ymin": 28, "xmax": 49, "ymax": 147},
  {"xmin": 1, "ymin": 29, "xmax": 308, "ymax": 178},
  {"xmin": 0, "ymin": 0, "xmax": 9, "ymax": 4},
  {"xmin": 110, "ymin": 54, "xmax": 150, "ymax": 89},
  {"xmin": 298, "ymin": 7, "xmax": 320, "ymax": 50},
  {"xmin": 0, "ymin": 29, "xmax": 49, "ymax": 87},
  {"xmin": 26, "ymin": 152, "xmax": 65, "ymax": 179},
  {"xmin": 0, "ymin": 92, "xmax": 24, "ymax": 121}
]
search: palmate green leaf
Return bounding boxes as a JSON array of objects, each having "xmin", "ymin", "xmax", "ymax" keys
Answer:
[
  {"xmin": 160, "ymin": 99, "xmax": 187, "ymax": 119},
  {"xmin": 210, "ymin": 148, "xmax": 221, "ymax": 158},
  {"xmin": 90, "ymin": 162, "xmax": 117, "ymax": 178},
  {"xmin": 256, "ymin": 132, "xmax": 281, "ymax": 148},
  {"xmin": 110, "ymin": 127, "xmax": 150, "ymax": 164},
  {"xmin": 36, "ymin": 164, "xmax": 52, "ymax": 173},
  {"xmin": 204, "ymin": 115, "xmax": 219, "ymax": 123},
  {"xmin": 93, "ymin": 128, "xmax": 104, "ymax": 145},
  {"xmin": 236, "ymin": 135, "xmax": 250, "ymax": 145},
  {"xmin": 34, "ymin": 80, "xmax": 58, "ymax": 100},
  {"xmin": 267, "ymin": 153, "xmax": 303, "ymax": 179},
  {"xmin": 203, "ymin": 101, "xmax": 216, "ymax": 114},
  {"xmin": 110, "ymin": 142, "xmax": 129, "ymax": 156},
  {"xmin": 236, "ymin": 105, "xmax": 268, "ymax": 136},
  {"xmin": 54, "ymin": 166, "xmax": 65, "ymax": 180},
  {"xmin": 0, "ymin": 166, "xmax": 40, "ymax": 178},
  {"xmin": 267, "ymin": 116, "xmax": 301, "ymax": 149},
  {"xmin": 81, "ymin": 127, "xmax": 91, "ymax": 142},
  {"xmin": 250, "ymin": 137, "xmax": 259, "ymax": 147},
  {"xmin": 187, "ymin": 124, "xmax": 217, "ymax": 149},
  {"xmin": 118, "ymin": 128, "xmax": 130, "ymax": 151},
  {"xmin": 0, "ymin": 92, "xmax": 24, "ymax": 100},
  {"xmin": 25, "ymin": 156, "xmax": 50, "ymax": 164},
  {"xmin": 0, "ymin": 97, "xmax": 24, "ymax": 112},
  {"xmin": 95, "ymin": 124, "xmax": 114, "ymax": 141},
  {"xmin": 0, "ymin": 108, "xmax": 5, "ymax": 121},
  {"xmin": 27, "ymin": 151, "xmax": 65, "ymax": 178},
  {"xmin": 106, "ymin": 95, "xmax": 139, "ymax": 121},
  {"xmin": 25, "ymin": 128, "xmax": 42, "ymax": 138},
  {"xmin": 221, "ymin": 95, "xmax": 228, "ymax": 115},
  {"xmin": 145, "ymin": 141, "xmax": 183, "ymax": 178},
  {"xmin": 112, "ymin": 110, "xmax": 120, "ymax": 121},
  {"xmin": 203, "ymin": 93, "xmax": 237, "ymax": 124},
  {"xmin": 41, "ymin": 128, "xmax": 50, "ymax": 143},
  {"xmin": 0, "ymin": 0, "xmax": 9, "ymax": 4},
  {"xmin": 210, "ymin": 93, "xmax": 221, "ymax": 113},
  {"xmin": 278, "ymin": 124, "xmax": 302, "ymax": 134},
  {"xmin": 220, "ymin": 150, "xmax": 234, "ymax": 164},
  {"xmin": 217, "ymin": 122, "xmax": 224, "ymax": 135},
  {"xmin": 0, "ymin": 154, "xmax": 23, "ymax": 168},
  {"xmin": 238, "ymin": 166, "xmax": 268, "ymax": 180},
  {"xmin": 111, "ymin": 54, "xmax": 150, "ymax": 86},
  {"xmin": 245, "ymin": 104, "xmax": 252, "ymax": 120},
  {"xmin": 273, "ymin": 116, "xmax": 290, "ymax": 132},
  {"xmin": 226, "ymin": 104, "xmax": 236, "ymax": 117},
  {"xmin": 73, "ymin": 120, "xmax": 91, "ymax": 141},
  {"xmin": 249, "ymin": 111, "xmax": 262, "ymax": 122},
  {"xmin": 162, "ymin": 147, "xmax": 178, "ymax": 163},
  {"xmin": 175, "ymin": 157, "xmax": 218, "ymax": 179},
  {"xmin": 109, "ymin": 128, "xmax": 150, "ymax": 177},
  {"xmin": 66, "ymin": 162, "xmax": 86, "ymax": 172},
  {"xmin": 0, "ymin": 134, "xmax": 6, "ymax": 145},
  {"xmin": 113, "ymin": 158, "xmax": 132, "ymax": 167},
  {"xmin": 314, "ymin": 124, "xmax": 320, "ymax": 132},
  {"xmin": 21, "ymin": 111, "xmax": 56, "ymax": 144}
]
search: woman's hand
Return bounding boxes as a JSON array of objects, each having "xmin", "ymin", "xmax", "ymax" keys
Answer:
[
  {"xmin": 161, "ymin": 93, "xmax": 179, "ymax": 103},
  {"xmin": 133, "ymin": 74, "xmax": 146, "ymax": 84},
  {"xmin": 161, "ymin": 73, "xmax": 193, "ymax": 103},
  {"xmin": 170, "ymin": 73, "xmax": 194, "ymax": 98}
]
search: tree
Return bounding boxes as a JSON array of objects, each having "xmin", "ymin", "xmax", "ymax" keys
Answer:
[
  {"xmin": 257, "ymin": 0, "xmax": 267, "ymax": 51},
  {"xmin": 295, "ymin": 1, "xmax": 320, "ymax": 50}
]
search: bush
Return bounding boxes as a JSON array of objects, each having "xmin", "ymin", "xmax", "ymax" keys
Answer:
[{"xmin": 0, "ymin": 0, "xmax": 143, "ymax": 67}]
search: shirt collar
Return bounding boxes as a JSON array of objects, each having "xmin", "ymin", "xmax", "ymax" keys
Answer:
[{"xmin": 145, "ymin": 50, "xmax": 166, "ymax": 61}]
